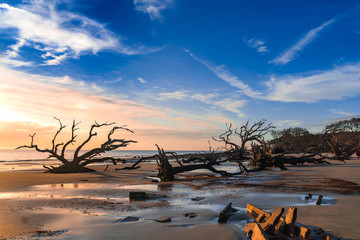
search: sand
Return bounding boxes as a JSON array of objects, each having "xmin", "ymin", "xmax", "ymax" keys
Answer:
[{"xmin": 0, "ymin": 160, "xmax": 360, "ymax": 239}]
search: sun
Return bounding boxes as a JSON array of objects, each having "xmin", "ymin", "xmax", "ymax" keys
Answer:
[{"xmin": 0, "ymin": 105, "xmax": 20, "ymax": 122}]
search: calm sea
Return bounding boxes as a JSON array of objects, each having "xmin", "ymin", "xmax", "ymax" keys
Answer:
[{"xmin": 0, "ymin": 149, "xmax": 200, "ymax": 171}]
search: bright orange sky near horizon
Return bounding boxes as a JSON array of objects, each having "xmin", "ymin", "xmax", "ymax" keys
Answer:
[{"xmin": 0, "ymin": 66, "xmax": 228, "ymax": 151}]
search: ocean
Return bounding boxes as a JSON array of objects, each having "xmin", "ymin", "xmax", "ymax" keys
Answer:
[{"xmin": 0, "ymin": 149, "xmax": 201, "ymax": 171}]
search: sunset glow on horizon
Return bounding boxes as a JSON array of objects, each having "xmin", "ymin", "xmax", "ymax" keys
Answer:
[{"xmin": 1, "ymin": 0, "xmax": 359, "ymax": 151}]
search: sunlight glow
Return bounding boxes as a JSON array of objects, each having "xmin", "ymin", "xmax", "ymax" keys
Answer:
[{"xmin": 0, "ymin": 105, "xmax": 19, "ymax": 121}]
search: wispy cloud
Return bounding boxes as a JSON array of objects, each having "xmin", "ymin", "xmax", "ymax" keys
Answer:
[
  {"xmin": 157, "ymin": 90, "xmax": 189, "ymax": 100},
  {"xmin": 265, "ymin": 62, "xmax": 360, "ymax": 102},
  {"xmin": 185, "ymin": 49, "xmax": 360, "ymax": 103},
  {"xmin": 137, "ymin": 77, "xmax": 147, "ymax": 84},
  {"xmin": 329, "ymin": 109, "xmax": 352, "ymax": 116},
  {"xmin": 274, "ymin": 120, "xmax": 302, "ymax": 128},
  {"xmin": 270, "ymin": 18, "xmax": 336, "ymax": 65},
  {"xmin": 184, "ymin": 49, "xmax": 263, "ymax": 98},
  {"xmin": 157, "ymin": 90, "xmax": 247, "ymax": 118},
  {"xmin": 0, "ymin": 1, "xmax": 159, "ymax": 66},
  {"xmin": 245, "ymin": 37, "xmax": 270, "ymax": 53},
  {"xmin": 134, "ymin": 0, "xmax": 174, "ymax": 20}
]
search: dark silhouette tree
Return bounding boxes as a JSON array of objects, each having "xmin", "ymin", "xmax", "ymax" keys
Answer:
[
  {"xmin": 17, "ymin": 117, "xmax": 137, "ymax": 173},
  {"xmin": 322, "ymin": 118, "xmax": 360, "ymax": 161}
]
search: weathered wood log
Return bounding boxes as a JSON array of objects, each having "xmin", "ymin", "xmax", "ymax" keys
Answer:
[
  {"xmin": 274, "ymin": 218, "xmax": 286, "ymax": 233},
  {"xmin": 322, "ymin": 234, "xmax": 337, "ymax": 240},
  {"xmin": 260, "ymin": 207, "xmax": 284, "ymax": 234},
  {"xmin": 272, "ymin": 231, "xmax": 293, "ymax": 240},
  {"xmin": 218, "ymin": 202, "xmax": 238, "ymax": 223},
  {"xmin": 256, "ymin": 213, "xmax": 266, "ymax": 223},
  {"xmin": 184, "ymin": 213, "xmax": 197, "ymax": 218},
  {"xmin": 299, "ymin": 226, "xmax": 311, "ymax": 240},
  {"xmin": 115, "ymin": 216, "xmax": 139, "ymax": 223},
  {"xmin": 285, "ymin": 206, "xmax": 297, "ymax": 237},
  {"xmin": 246, "ymin": 204, "xmax": 271, "ymax": 220},
  {"xmin": 243, "ymin": 223, "xmax": 269, "ymax": 240},
  {"xmin": 316, "ymin": 195, "xmax": 323, "ymax": 205}
]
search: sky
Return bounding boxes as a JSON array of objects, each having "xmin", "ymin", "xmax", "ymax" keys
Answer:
[{"xmin": 0, "ymin": 0, "xmax": 359, "ymax": 150}]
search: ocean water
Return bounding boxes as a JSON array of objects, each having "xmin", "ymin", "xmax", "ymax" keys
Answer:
[{"xmin": 0, "ymin": 149, "xmax": 201, "ymax": 171}]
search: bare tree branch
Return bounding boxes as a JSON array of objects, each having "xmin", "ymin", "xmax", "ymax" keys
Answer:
[{"xmin": 17, "ymin": 119, "xmax": 136, "ymax": 173}]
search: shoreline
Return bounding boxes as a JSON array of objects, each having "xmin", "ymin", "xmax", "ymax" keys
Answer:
[{"xmin": 0, "ymin": 160, "xmax": 360, "ymax": 239}]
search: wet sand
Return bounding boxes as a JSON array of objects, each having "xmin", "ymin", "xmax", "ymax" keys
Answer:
[{"xmin": 0, "ymin": 160, "xmax": 360, "ymax": 239}]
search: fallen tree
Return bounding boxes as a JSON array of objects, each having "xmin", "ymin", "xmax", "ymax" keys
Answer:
[
  {"xmin": 155, "ymin": 120, "xmax": 283, "ymax": 181},
  {"xmin": 155, "ymin": 145, "xmax": 243, "ymax": 181},
  {"xmin": 16, "ymin": 118, "xmax": 137, "ymax": 173}
]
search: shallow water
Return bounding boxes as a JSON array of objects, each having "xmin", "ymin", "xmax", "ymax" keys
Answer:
[
  {"xmin": 2, "ymin": 182, "xmax": 337, "ymax": 208},
  {"xmin": 1, "ymin": 181, "xmax": 338, "ymax": 239}
]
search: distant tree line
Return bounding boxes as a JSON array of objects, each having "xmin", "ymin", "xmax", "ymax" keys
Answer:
[{"xmin": 269, "ymin": 118, "xmax": 360, "ymax": 160}]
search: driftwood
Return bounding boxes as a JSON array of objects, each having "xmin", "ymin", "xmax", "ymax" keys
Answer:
[
  {"xmin": 116, "ymin": 155, "xmax": 157, "ymax": 170},
  {"xmin": 218, "ymin": 203, "xmax": 238, "ymax": 223},
  {"xmin": 155, "ymin": 145, "xmax": 247, "ymax": 181},
  {"xmin": 244, "ymin": 204, "xmax": 309, "ymax": 240},
  {"xmin": 316, "ymin": 195, "xmax": 323, "ymax": 205},
  {"xmin": 244, "ymin": 204, "xmax": 339, "ymax": 240}
]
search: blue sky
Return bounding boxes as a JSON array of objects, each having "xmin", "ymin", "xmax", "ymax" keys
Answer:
[{"xmin": 0, "ymin": 0, "xmax": 359, "ymax": 150}]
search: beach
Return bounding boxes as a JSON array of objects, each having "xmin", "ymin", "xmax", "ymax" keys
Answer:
[{"xmin": 0, "ymin": 159, "xmax": 360, "ymax": 239}]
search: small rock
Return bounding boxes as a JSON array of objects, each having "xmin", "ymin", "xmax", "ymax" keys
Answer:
[
  {"xmin": 165, "ymin": 224, "xmax": 193, "ymax": 228},
  {"xmin": 184, "ymin": 213, "xmax": 197, "ymax": 218},
  {"xmin": 191, "ymin": 197, "xmax": 205, "ymax": 201},
  {"xmin": 155, "ymin": 216, "xmax": 171, "ymax": 223},
  {"xmin": 129, "ymin": 192, "xmax": 147, "ymax": 200}
]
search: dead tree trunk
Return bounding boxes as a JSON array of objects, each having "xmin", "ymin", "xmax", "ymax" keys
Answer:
[
  {"xmin": 16, "ymin": 118, "xmax": 137, "ymax": 173},
  {"xmin": 156, "ymin": 145, "xmax": 175, "ymax": 181},
  {"xmin": 155, "ymin": 145, "xmax": 247, "ymax": 181}
]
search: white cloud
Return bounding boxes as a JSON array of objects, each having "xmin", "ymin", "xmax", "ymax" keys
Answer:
[
  {"xmin": 157, "ymin": 90, "xmax": 189, "ymax": 100},
  {"xmin": 0, "ymin": 56, "xmax": 32, "ymax": 67},
  {"xmin": 157, "ymin": 91, "xmax": 247, "ymax": 118},
  {"xmin": 137, "ymin": 77, "xmax": 147, "ymax": 84},
  {"xmin": 185, "ymin": 49, "xmax": 360, "ymax": 104},
  {"xmin": 245, "ymin": 38, "xmax": 270, "ymax": 53},
  {"xmin": 103, "ymin": 77, "xmax": 122, "ymax": 84},
  {"xmin": 265, "ymin": 62, "xmax": 360, "ymax": 102},
  {"xmin": 0, "ymin": 2, "xmax": 118, "ymax": 65},
  {"xmin": 0, "ymin": 1, "xmax": 159, "ymax": 66},
  {"xmin": 274, "ymin": 120, "xmax": 302, "ymax": 128},
  {"xmin": 215, "ymin": 99, "xmax": 247, "ymax": 118},
  {"xmin": 184, "ymin": 49, "xmax": 263, "ymax": 98},
  {"xmin": 6, "ymin": 38, "xmax": 26, "ymax": 58},
  {"xmin": 134, "ymin": 0, "xmax": 173, "ymax": 20},
  {"xmin": 270, "ymin": 18, "xmax": 336, "ymax": 65},
  {"xmin": 329, "ymin": 109, "xmax": 351, "ymax": 116}
]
